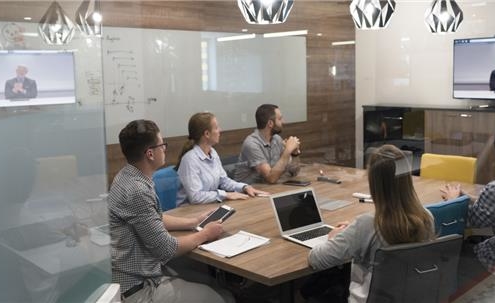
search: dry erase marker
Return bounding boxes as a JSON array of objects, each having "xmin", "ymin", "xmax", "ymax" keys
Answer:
[{"xmin": 359, "ymin": 198, "xmax": 373, "ymax": 203}]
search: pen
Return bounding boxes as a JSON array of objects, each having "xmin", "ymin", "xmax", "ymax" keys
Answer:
[{"xmin": 359, "ymin": 198, "xmax": 373, "ymax": 203}]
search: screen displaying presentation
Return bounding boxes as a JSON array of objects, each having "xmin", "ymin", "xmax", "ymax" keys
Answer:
[
  {"xmin": 453, "ymin": 37, "xmax": 495, "ymax": 100},
  {"xmin": 0, "ymin": 50, "xmax": 76, "ymax": 107}
]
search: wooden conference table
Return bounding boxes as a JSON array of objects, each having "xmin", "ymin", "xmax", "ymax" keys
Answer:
[{"xmin": 167, "ymin": 164, "xmax": 483, "ymax": 287}]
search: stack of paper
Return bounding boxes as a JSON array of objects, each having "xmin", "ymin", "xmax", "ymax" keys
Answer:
[{"xmin": 199, "ymin": 230, "xmax": 270, "ymax": 258}]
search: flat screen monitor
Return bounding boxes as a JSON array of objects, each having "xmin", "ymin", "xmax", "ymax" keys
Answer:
[
  {"xmin": 453, "ymin": 37, "xmax": 495, "ymax": 100},
  {"xmin": 0, "ymin": 50, "xmax": 76, "ymax": 107}
]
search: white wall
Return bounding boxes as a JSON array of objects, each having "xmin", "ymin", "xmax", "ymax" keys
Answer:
[{"xmin": 355, "ymin": 0, "xmax": 495, "ymax": 167}]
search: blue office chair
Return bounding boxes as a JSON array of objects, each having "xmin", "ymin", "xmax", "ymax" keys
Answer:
[
  {"xmin": 152, "ymin": 166, "xmax": 179, "ymax": 211},
  {"xmin": 426, "ymin": 194, "xmax": 470, "ymax": 237}
]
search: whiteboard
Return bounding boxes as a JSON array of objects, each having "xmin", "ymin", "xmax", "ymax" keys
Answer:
[{"xmin": 102, "ymin": 27, "xmax": 307, "ymax": 144}]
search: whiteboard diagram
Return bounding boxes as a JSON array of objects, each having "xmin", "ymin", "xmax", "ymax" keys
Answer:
[{"xmin": 102, "ymin": 27, "xmax": 307, "ymax": 144}]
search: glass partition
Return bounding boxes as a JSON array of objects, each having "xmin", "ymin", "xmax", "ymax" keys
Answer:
[{"xmin": 0, "ymin": 19, "xmax": 110, "ymax": 303}]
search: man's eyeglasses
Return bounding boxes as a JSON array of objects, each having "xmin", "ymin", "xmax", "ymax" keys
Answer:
[{"xmin": 146, "ymin": 142, "xmax": 168, "ymax": 152}]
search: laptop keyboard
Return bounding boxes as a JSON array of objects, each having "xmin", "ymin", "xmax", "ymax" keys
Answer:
[{"xmin": 291, "ymin": 226, "xmax": 332, "ymax": 241}]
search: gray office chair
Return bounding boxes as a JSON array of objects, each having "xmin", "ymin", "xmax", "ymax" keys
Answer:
[
  {"xmin": 367, "ymin": 234, "xmax": 463, "ymax": 303},
  {"xmin": 221, "ymin": 155, "xmax": 239, "ymax": 179}
]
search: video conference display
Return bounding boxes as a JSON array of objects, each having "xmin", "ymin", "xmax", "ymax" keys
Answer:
[
  {"xmin": 0, "ymin": 50, "xmax": 76, "ymax": 107},
  {"xmin": 453, "ymin": 37, "xmax": 495, "ymax": 100}
]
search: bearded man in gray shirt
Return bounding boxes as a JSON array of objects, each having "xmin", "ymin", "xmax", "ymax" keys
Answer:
[{"xmin": 234, "ymin": 104, "xmax": 301, "ymax": 184}]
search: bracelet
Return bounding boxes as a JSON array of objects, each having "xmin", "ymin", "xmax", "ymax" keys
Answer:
[{"xmin": 242, "ymin": 185, "xmax": 249, "ymax": 192}]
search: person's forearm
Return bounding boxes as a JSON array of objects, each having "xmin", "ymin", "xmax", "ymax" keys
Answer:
[
  {"xmin": 175, "ymin": 232, "xmax": 209, "ymax": 255},
  {"xmin": 190, "ymin": 190, "xmax": 223, "ymax": 204},
  {"xmin": 265, "ymin": 151, "xmax": 291, "ymax": 183},
  {"xmin": 162, "ymin": 214, "xmax": 197, "ymax": 231}
]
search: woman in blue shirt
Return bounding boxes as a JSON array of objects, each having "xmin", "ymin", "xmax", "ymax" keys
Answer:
[{"xmin": 175, "ymin": 112, "xmax": 267, "ymax": 206}]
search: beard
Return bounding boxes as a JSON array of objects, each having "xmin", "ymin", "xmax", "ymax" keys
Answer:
[{"xmin": 271, "ymin": 125, "xmax": 282, "ymax": 136}]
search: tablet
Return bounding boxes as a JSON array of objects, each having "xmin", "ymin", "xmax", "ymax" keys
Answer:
[{"xmin": 195, "ymin": 205, "xmax": 236, "ymax": 231}]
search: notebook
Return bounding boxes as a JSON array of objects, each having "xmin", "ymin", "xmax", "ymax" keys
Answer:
[
  {"xmin": 199, "ymin": 230, "xmax": 270, "ymax": 258},
  {"xmin": 270, "ymin": 188, "xmax": 333, "ymax": 248}
]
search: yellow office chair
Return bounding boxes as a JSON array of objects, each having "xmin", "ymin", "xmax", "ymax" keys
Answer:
[{"xmin": 420, "ymin": 153, "xmax": 477, "ymax": 184}]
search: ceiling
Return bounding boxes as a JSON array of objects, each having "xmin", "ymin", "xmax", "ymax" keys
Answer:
[{"xmin": 0, "ymin": 1, "xmax": 354, "ymax": 37}]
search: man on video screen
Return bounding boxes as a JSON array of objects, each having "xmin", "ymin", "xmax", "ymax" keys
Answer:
[{"xmin": 4, "ymin": 65, "xmax": 37, "ymax": 99}]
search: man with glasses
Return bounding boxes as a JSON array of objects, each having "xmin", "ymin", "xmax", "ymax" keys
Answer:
[
  {"xmin": 234, "ymin": 104, "xmax": 301, "ymax": 184},
  {"xmin": 108, "ymin": 119, "xmax": 233, "ymax": 302}
]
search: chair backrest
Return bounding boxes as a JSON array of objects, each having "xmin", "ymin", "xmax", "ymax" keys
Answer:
[
  {"xmin": 367, "ymin": 234, "xmax": 463, "ymax": 303},
  {"xmin": 426, "ymin": 195, "xmax": 470, "ymax": 237},
  {"xmin": 420, "ymin": 153, "xmax": 477, "ymax": 184},
  {"xmin": 152, "ymin": 166, "xmax": 179, "ymax": 211},
  {"xmin": 221, "ymin": 155, "xmax": 239, "ymax": 179}
]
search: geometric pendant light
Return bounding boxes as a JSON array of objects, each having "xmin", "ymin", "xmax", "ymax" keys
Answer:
[
  {"xmin": 75, "ymin": 0, "xmax": 102, "ymax": 36},
  {"xmin": 38, "ymin": 1, "xmax": 75, "ymax": 45},
  {"xmin": 237, "ymin": 0, "xmax": 294, "ymax": 24},
  {"xmin": 425, "ymin": 0, "xmax": 463, "ymax": 33},
  {"xmin": 349, "ymin": 0, "xmax": 396, "ymax": 29}
]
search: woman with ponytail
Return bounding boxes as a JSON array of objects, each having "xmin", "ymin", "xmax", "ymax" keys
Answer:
[
  {"xmin": 175, "ymin": 112, "xmax": 267, "ymax": 206},
  {"xmin": 307, "ymin": 145, "xmax": 435, "ymax": 302}
]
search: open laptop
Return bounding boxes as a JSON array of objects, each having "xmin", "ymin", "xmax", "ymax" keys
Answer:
[{"xmin": 270, "ymin": 188, "xmax": 333, "ymax": 248}]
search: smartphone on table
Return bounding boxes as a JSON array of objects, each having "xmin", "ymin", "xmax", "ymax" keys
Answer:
[{"xmin": 195, "ymin": 205, "xmax": 236, "ymax": 231}]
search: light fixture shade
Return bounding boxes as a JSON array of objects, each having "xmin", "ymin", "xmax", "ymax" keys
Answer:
[
  {"xmin": 75, "ymin": 0, "xmax": 102, "ymax": 36},
  {"xmin": 38, "ymin": 1, "xmax": 75, "ymax": 45},
  {"xmin": 425, "ymin": 0, "xmax": 463, "ymax": 33},
  {"xmin": 349, "ymin": 0, "xmax": 396, "ymax": 29},
  {"xmin": 237, "ymin": 0, "xmax": 294, "ymax": 24}
]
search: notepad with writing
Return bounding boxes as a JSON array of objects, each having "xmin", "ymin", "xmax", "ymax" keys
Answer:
[{"xmin": 199, "ymin": 230, "xmax": 270, "ymax": 258}]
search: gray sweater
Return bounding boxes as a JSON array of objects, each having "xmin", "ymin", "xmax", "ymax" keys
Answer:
[
  {"xmin": 308, "ymin": 213, "xmax": 386, "ymax": 303},
  {"xmin": 309, "ymin": 212, "xmax": 434, "ymax": 303}
]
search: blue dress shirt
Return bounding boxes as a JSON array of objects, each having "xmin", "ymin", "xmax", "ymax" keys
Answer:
[{"xmin": 176, "ymin": 145, "xmax": 247, "ymax": 206}]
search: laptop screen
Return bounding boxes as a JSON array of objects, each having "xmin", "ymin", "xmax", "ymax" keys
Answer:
[{"xmin": 272, "ymin": 189, "xmax": 322, "ymax": 232}]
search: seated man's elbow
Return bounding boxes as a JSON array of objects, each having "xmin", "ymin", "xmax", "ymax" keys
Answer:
[{"xmin": 263, "ymin": 170, "xmax": 280, "ymax": 184}]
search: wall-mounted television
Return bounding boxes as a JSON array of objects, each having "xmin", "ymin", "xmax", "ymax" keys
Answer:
[
  {"xmin": 0, "ymin": 50, "xmax": 76, "ymax": 107},
  {"xmin": 453, "ymin": 37, "xmax": 495, "ymax": 100}
]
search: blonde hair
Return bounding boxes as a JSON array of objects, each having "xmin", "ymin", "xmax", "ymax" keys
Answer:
[
  {"xmin": 175, "ymin": 112, "xmax": 215, "ymax": 170},
  {"xmin": 368, "ymin": 145, "xmax": 434, "ymax": 244}
]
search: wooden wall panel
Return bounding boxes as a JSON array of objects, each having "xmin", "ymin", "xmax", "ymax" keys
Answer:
[{"xmin": 0, "ymin": 1, "xmax": 355, "ymax": 183}]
